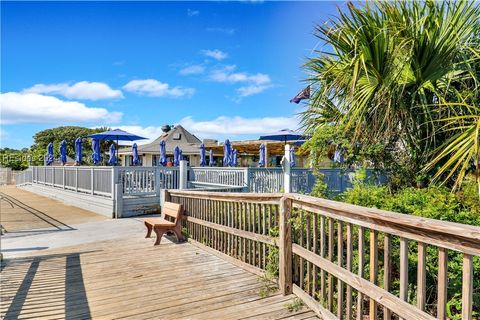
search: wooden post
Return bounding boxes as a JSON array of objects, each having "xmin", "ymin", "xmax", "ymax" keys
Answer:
[
  {"xmin": 462, "ymin": 254, "xmax": 473, "ymax": 320},
  {"xmin": 114, "ymin": 183, "xmax": 123, "ymax": 219},
  {"xmin": 179, "ymin": 160, "xmax": 188, "ymax": 190},
  {"xmin": 279, "ymin": 196, "xmax": 292, "ymax": 295},
  {"xmin": 283, "ymin": 144, "xmax": 291, "ymax": 193}
]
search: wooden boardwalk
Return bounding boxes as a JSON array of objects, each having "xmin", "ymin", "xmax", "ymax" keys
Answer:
[
  {"xmin": 1, "ymin": 235, "xmax": 319, "ymax": 319},
  {"xmin": 0, "ymin": 186, "xmax": 105, "ymax": 233}
]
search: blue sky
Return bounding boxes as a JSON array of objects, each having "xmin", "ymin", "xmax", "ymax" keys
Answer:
[{"xmin": 1, "ymin": 1, "xmax": 344, "ymax": 148}]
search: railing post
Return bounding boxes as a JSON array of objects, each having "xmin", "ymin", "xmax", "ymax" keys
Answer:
[
  {"xmin": 283, "ymin": 144, "xmax": 291, "ymax": 193},
  {"xmin": 62, "ymin": 166, "xmax": 66, "ymax": 189},
  {"xmin": 155, "ymin": 167, "xmax": 161, "ymax": 196},
  {"xmin": 179, "ymin": 160, "xmax": 188, "ymax": 190},
  {"xmin": 160, "ymin": 189, "xmax": 171, "ymax": 209},
  {"xmin": 91, "ymin": 167, "xmax": 95, "ymax": 195},
  {"xmin": 111, "ymin": 167, "xmax": 117, "ymax": 199},
  {"xmin": 244, "ymin": 167, "xmax": 250, "ymax": 192},
  {"xmin": 279, "ymin": 195, "xmax": 293, "ymax": 295},
  {"xmin": 114, "ymin": 182, "xmax": 123, "ymax": 219},
  {"xmin": 75, "ymin": 167, "xmax": 78, "ymax": 192}
]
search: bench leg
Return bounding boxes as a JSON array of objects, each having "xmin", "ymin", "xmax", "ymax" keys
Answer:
[
  {"xmin": 173, "ymin": 225, "xmax": 184, "ymax": 243},
  {"xmin": 145, "ymin": 221, "xmax": 153, "ymax": 238},
  {"xmin": 153, "ymin": 227, "xmax": 165, "ymax": 246}
]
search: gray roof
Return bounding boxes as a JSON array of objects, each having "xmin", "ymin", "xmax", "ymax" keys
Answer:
[{"xmin": 119, "ymin": 125, "xmax": 202, "ymax": 155}]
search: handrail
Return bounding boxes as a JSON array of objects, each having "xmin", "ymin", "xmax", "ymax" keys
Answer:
[
  {"xmin": 286, "ymin": 193, "xmax": 480, "ymax": 255},
  {"xmin": 168, "ymin": 190, "xmax": 480, "ymax": 320}
]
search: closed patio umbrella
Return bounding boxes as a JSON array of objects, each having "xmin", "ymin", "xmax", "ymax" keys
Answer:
[
  {"xmin": 290, "ymin": 146, "xmax": 296, "ymax": 168},
  {"xmin": 91, "ymin": 138, "xmax": 101, "ymax": 165},
  {"xmin": 223, "ymin": 139, "xmax": 231, "ymax": 167},
  {"xmin": 174, "ymin": 146, "xmax": 181, "ymax": 166},
  {"xmin": 132, "ymin": 143, "xmax": 140, "ymax": 166},
  {"xmin": 199, "ymin": 143, "xmax": 206, "ymax": 167},
  {"xmin": 258, "ymin": 143, "xmax": 265, "ymax": 167},
  {"xmin": 232, "ymin": 149, "xmax": 238, "ymax": 167},
  {"xmin": 46, "ymin": 143, "xmax": 54, "ymax": 166},
  {"xmin": 108, "ymin": 144, "xmax": 117, "ymax": 166},
  {"xmin": 60, "ymin": 140, "xmax": 67, "ymax": 165},
  {"xmin": 75, "ymin": 137, "xmax": 82, "ymax": 165},
  {"xmin": 159, "ymin": 141, "xmax": 167, "ymax": 166},
  {"xmin": 209, "ymin": 150, "xmax": 214, "ymax": 167}
]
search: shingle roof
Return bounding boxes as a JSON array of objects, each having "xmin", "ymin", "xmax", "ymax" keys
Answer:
[{"xmin": 118, "ymin": 125, "xmax": 202, "ymax": 155}]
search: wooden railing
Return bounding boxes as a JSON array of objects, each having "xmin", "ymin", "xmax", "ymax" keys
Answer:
[{"xmin": 167, "ymin": 190, "xmax": 480, "ymax": 320}]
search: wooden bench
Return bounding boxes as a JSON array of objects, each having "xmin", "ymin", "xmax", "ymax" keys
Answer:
[{"xmin": 144, "ymin": 202, "xmax": 184, "ymax": 245}]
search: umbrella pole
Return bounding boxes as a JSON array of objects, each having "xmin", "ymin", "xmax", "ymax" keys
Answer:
[{"xmin": 116, "ymin": 137, "xmax": 119, "ymax": 166}]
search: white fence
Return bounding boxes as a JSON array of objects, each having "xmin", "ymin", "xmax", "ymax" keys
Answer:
[
  {"xmin": 16, "ymin": 166, "xmax": 385, "ymax": 196},
  {"xmin": 118, "ymin": 167, "xmax": 179, "ymax": 196}
]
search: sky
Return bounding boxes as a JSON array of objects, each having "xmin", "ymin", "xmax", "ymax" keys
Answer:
[{"xmin": 1, "ymin": 1, "xmax": 344, "ymax": 149}]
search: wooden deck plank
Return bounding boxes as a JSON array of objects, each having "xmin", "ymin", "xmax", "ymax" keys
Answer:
[{"xmin": 1, "ymin": 235, "xmax": 320, "ymax": 320}]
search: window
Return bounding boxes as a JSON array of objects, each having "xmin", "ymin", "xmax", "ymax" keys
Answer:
[{"xmin": 173, "ymin": 133, "xmax": 181, "ymax": 140}]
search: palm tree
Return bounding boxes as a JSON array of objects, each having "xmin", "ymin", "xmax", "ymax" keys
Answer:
[{"xmin": 302, "ymin": 0, "xmax": 480, "ymax": 192}]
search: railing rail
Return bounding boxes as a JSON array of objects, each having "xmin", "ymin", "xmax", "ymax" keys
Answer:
[
  {"xmin": 168, "ymin": 190, "xmax": 480, "ymax": 320},
  {"xmin": 14, "ymin": 168, "xmax": 33, "ymax": 186}
]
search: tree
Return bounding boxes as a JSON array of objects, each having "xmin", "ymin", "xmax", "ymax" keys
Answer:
[
  {"xmin": 301, "ymin": 0, "xmax": 480, "ymax": 192},
  {"xmin": 31, "ymin": 126, "xmax": 111, "ymax": 165}
]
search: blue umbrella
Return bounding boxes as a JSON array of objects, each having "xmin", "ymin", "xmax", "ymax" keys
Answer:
[
  {"xmin": 108, "ymin": 144, "xmax": 117, "ymax": 166},
  {"xmin": 223, "ymin": 139, "xmax": 231, "ymax": 167},
  {"xmin": 290, "ymin": 146, "xmax": 296, "ymax": 168},
  {"xmin": 199, "ymin": 143, "xmax": 206, "ymax": 167},
  {"xmin": 132, "ymin": 143, "xmax": 140, "ymax": 166},
  {"xmin": 259, "ymin": 143, "xmax": 266, "ymax": 167},
  {"xmin": 87, "ymin": 128, "xmax": 147, "ymax": 164},
  {"xmin": 46, "ymin": 143, "xmax": 54, "ymax": 166},
  {"xmin": 60, "ymin": 140, "xmax": 67, "ymax": 165},
  {"xmin": 174, "ymin": 146, "xmax": 181, "ymax": 166},
  {"xmin": 259, "ymin": 129, "xmax": 307, "ymax": 145},
  {"xmin": 75, "ymin": 137, "xmax": 82, "ymax": 164},
  {"xmin": 232, "ymin": 149, "xmax": 238, "ymax": 167},
  {"xmin": 209, "ymin": 149, "xmax": 214, "ymax": 167},
  {"xmin": 91, "ymin": 138, "xmax": 101, "ymax": 165},
  {"xmin": 159, "ymin": 141, "xmax": 167, "ymax": 166}
]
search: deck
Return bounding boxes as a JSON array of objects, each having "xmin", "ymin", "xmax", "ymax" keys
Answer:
[{"xmin": 0, "ymin": 187, "xmax": 319, "ymax": 320}]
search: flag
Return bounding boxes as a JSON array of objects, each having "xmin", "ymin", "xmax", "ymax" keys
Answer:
[{"xmin": 289, "ymin": 86, "xmax": 310, "ymax": 104}]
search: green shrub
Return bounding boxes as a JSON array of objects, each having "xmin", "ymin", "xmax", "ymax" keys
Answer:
[{"xmin": 339, "ymin": 183, "xmax": 479, "ymax": 318}]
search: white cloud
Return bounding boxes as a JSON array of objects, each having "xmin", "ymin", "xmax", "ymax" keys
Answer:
[
  {"xmin": 201, "ymin": 49, "xmax": 228, "ymax": 61},
  {"xmin": 179, "ymin": 115, "xmax": 299, "ymax": 139},
  {"xmin": 187, "ymin": 9, "xmax": 199, "ymax": 16},
  {"xmin": 236, "ymin": 85, "xmax": 271, "ymax": 97},
  {"xmin": 209, "ymin": 65, "xmax": 272, "ymax": 99},
  {"xmin": 122, "ymin": 79, "xmax": 195, "ymax": 98},
  {"xmin": 210, "ymin": 65, "xmax": 271, "ymax": 85},
  {"xmin": 23, "ymin": 81, "xmax": 123, "ymax": 100},
  {"xmin": 206, "ymin": 27, "xmax": 236, "ymax": 36},
  {"xmin": 0, "ymin": 92, "xmax": 122, "ymax": 124},
  {"xmin": 179, "ymin": 65, "xmax": 205, "ymax": 76}
]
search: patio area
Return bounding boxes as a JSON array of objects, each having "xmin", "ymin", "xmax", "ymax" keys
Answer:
[{"xmin": 0, "ymin": 188, "xmax": 318, "ymax": 320}]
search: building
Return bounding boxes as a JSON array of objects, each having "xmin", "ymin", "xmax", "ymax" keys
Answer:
[
  {"xmin": 118, "ymin": 124, "xmax": 309, "ymax": 168},
  {"xmin": 118, "ymin": 125, "xmax": 208, "ymax": 166}
]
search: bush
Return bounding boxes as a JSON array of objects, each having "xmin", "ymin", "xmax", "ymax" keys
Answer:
[{"xmin": 339, "ymin": 182, "xmax": 480, "ymax": 318}]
